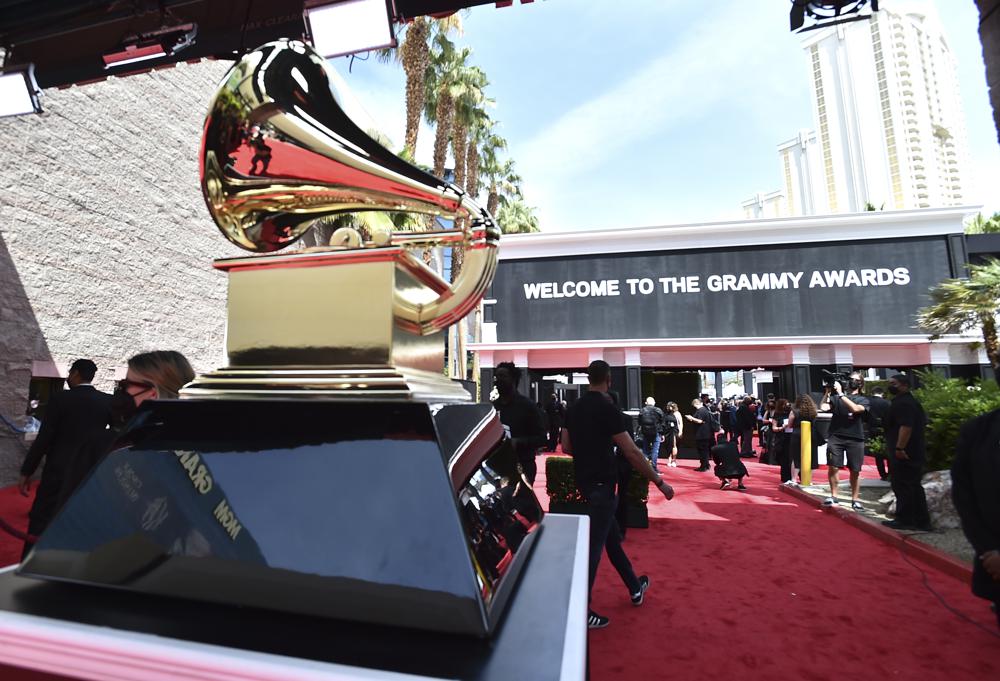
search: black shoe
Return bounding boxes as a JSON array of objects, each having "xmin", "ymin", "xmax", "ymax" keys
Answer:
[
  {"xmin": 720, "ymin": 479, "xmax": 731, "ymax": 489},
  {"xmin": 737, "ymin": 483, "xmax": 747, "ymax": 491},
  {"xmin": 882, "ymin": 519, "xmax": 915, "ymax": 530},
  {"xmin": 588, "ymin": 611, "xmax": 610, "ymax": 629},
  {"xmin": 880, "ymin": 475, "xmax": 890, "ymax": 481},
  {"xmin": 695, "ymin": 466, "xmax": 709, "ymax": 472},
  {"xmin": 631, "ymin": 575, "xmax": 650, "ymax": 606},
  {"xmin": 913, "ymin": 522, "xmax": 933, "ymax": 532}
]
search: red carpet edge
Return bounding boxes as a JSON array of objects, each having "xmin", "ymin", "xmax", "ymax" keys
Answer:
[{"xmin": 778, "ymin": 484, "xmax": 972, "ymax": 583}]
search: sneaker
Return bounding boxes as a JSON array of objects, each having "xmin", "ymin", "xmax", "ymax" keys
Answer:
[
  {"xmin": 737, "ymin": 483, "xmax": 747, "ymax": 491},
  {"xmin": 720, "ymin": 479, "xmax": 731, "ymax": 489},
  {"xmin": 822, "ymin": 497, "xmax": 837, "ymax": 506},
  {"xmin": 669, "ymin": 460, "xmax": 677, "ymax": 468},
  {"xmin": 851, "ymin": 500, "xmax": 864, "ymax": 511},
  {"xmin": 631, "ymin": 576, "xmax": 650, "ymax": 606},
  {"xmin": 587, "ymin": 611, "xmax": 610, "ymax": 629}
]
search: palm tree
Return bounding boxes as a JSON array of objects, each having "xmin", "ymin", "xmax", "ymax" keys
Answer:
[
  {"xmin": 496, "ymin": 197, "xmax": 541, "ymax": 234},
  {"xmin": 485, "ymin": 158, "xmax": 522, "ymax": 217},
  {"xmin": 965, "ymin": 211, "xmax": 1000, "ymax": 234},
  {"xmin": 917, "ymin": 257, "xmax": 1000, "ymax": 374},
  {"xmin": 378, "ymin": 15, "xmax": 463, "ymax": 158}
]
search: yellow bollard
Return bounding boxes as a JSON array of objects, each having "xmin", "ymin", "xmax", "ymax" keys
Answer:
[{"xmin": 800, "ymin": 421, "xmax": 812, "ymax": 487}]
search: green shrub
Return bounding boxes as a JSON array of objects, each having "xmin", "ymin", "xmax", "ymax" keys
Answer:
[
  {"xmin": 545, "ymin": 455, "xmax": 648, "ymax": 505},
  {"xmin": 912, "ymin": 371, "xmax": 1000, "ymax": 471}
]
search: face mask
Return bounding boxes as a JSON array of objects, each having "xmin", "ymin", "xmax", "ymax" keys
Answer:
[
  {"xmin": 887, "ymin": 385, "xmax": 900, "ymax": 395},
  {"xmin": 110, "ymin": 387, "xmax": 138, "ymax": 428}
]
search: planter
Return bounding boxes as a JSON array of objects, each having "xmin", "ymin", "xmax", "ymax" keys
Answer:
[{"xmin": 547, "ymin": 501, "xmax": 648, "ymax": 528}]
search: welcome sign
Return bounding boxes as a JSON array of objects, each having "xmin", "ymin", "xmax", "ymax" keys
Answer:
[{"xmin": 489, "ymin": 237, "xmax": 954, "ymax": 342}]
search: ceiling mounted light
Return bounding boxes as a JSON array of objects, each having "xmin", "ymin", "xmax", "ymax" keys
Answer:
[
  {"xmin": 103, "ymin": 24, "xmax": 198, "ymax": 69},
  {"xmin": 0, "ymin": 64, "xmax": 42, "ymax": 117},
  {"xmin": 790, "ymin": 1, "xmax": 880, "ymax": 34},
  {"xmin": 305, "ymin": 0, "xmax": 396, "ymax": 59}
]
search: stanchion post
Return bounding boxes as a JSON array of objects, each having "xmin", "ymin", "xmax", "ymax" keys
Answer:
[{"xmin": 800, "ymin": 420, "xmax": 812, "ymax": 486}]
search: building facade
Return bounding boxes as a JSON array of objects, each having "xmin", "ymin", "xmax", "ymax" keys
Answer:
[
  {"xmin": 471, "ymin": 207, "xmax": 987, "ymax": 410},
  {"xmin": 0, "ymin": 60, "xmax": 241, "ymax": 484},
  {"xmin": 746, "ymin": 1, "xmax": 969, "ymax": 216}
]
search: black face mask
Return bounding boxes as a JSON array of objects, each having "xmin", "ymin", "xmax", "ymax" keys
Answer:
[
  {"xmin": 887, "ymin": 385, "xmax": 900, "ymax": 396},
  {"xmin": 109, "ymin": 387, "xmax": 138, "ymax": 429}
]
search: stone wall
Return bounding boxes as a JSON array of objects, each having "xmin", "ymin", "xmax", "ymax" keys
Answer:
[{"xmin": 0, "ymin": 59, "xmax": 245, "ymax": 484}]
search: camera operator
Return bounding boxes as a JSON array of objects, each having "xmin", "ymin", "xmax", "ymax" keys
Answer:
[{"xmin": 820, "ymin": 371, "xmax": 869, "ymax": 510}]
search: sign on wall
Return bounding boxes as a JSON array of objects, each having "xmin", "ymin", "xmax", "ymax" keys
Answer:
[{"xmin": 489, "ymin": 237, "xmax": 953, "ymax": 342}]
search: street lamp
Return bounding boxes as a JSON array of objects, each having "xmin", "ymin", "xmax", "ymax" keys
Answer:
[
  {"xmin": 0, "ymin": 64, "xmax": 42, "ymax": 117},
  {"xmin": 304, "ymin": 0, "xmax": 397, "ymax": 59}
]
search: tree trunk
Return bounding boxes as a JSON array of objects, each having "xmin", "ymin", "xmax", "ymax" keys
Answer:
[
  {"xmin": 400, "ymin": 19, "xmax": 430, "ymax": 158},
  {"xmin": 979, "ymin": 1, "xmax": 1000, "ymax": 148},
  {"xmin": 487, "ymin": 188, "xmax": 499, "ymax": 217},
  {"xmin": 432, "ymin": 94, "xmax": 454, "ymax": 179},
  {"xmin": 451, "ymin": 120, "xmax": 467, "ymax": 191},
  {"xmin": 981, "ymin": 311, "xmax": 1000, "ymax": 372},
  {"xmin": 466, "ymin": 144, "xmax": 480, "ymax": 199}
]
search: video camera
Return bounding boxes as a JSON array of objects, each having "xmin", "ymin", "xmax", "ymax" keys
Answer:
[{"xmin": 821, "ymin": 369, "xmax": 862, "ymax": 392}]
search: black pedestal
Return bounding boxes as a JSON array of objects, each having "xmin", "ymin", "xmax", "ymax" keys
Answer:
[{"xmin": 20, "ymin": 399, "xmax": 543, "ymax": 638}]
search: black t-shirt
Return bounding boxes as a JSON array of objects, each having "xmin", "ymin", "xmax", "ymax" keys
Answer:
[
  {"xmin": 564, "ymin": 391, "xmax": 624, "ymax": 491},
  {"xmin": 694, "ymin": 406, "xmax": 715, "ymax": 440},
  {"xmin": 829, "ymin": 394, "xmax": 869, "ymax": 441},
  {"xmin": 883, "ymin": 392, "xmax": 927, "ymax": 462},
  {"xmin": 867, "ymin": 395, "xmax": 891, "ymax": 432}
]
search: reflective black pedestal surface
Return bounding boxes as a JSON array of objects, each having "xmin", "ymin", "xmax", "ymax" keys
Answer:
[{"xmin": 19, "ymin": 400, "xmax": 543, "ymax": 637}]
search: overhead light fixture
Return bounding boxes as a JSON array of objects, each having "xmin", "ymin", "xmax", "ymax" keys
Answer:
[
  {"xmin": 790, "ymin": 1, "xmax": 879, "ymax": 34},
  {"xmin": 305, "ymin": 0, "xmax": 396, "ymax": 59},
  {"xmin": 0, "ymin": 64, "xmax": 42, "ymax": 117},
  {"xmin": 103, "ymin": 24, "xmax": 197, "ymax": 69}
]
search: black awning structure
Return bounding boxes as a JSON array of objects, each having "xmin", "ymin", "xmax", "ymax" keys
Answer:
[{"xmin": 0, "ymin": 0, "xmax": 528, "ymax": 89}]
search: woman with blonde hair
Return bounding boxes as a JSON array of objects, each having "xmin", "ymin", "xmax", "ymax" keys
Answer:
[
  {"xmin": 783, "ymin": 394, "xmax": 819, "ymax": 484},
  {"xmin": 57, "ymin": 351, "xmax": 195, "ymax": 509}
]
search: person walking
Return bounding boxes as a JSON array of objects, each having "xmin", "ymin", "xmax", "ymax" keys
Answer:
[
  {"xmin": 492, "ymin": 362, "xmax": 546, "ymax": 485},
  {"xmin": 18, "ymin": 359, "xmax": 112, "ymax": 558},
  {"xmin": 821, "ymin": 373, "xmax": 870, "ymax": 511},
  {"xmin": 664, "ymin": 401, "xmax": 682, "ymax": 468},
  {"xmin": 544, "ymin": 393, "xmax": 566, "ymax": 452},
  {"xmin": 881, "ymin": 374, "xmax": 931, "ymax": 531},
  {"xmin": 637, "ymin": 397, "xmax": 666, "ymax": 470},
  {"xmin": 867, "ymin": 387, "xmax": 892, "ymax": 481},
  {"xmin": 562, "ymin": 360, "xmax": 674, "ymax": 629},
  {"xmin": 735, "ymin": 397, "xmax": 756, "ymax": 457},
  {"xmin": 686, "ymin": 398, "xmax": 717, "ymax": 472}
]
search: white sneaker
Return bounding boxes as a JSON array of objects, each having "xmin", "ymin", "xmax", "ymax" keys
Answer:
[{"xmin": 669, "ymin": 460, "xmax": 677, "ymax": 468}]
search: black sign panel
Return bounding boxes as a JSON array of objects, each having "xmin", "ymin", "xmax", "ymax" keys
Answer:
[{"xmin": 490, "ymin": 237, "xmax": 953, "ymax": 342}]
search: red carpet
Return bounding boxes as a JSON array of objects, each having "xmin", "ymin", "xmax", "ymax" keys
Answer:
[
  {"xmin": 2, "ymin": 454, "xmax": 998, "ymax": 680},
  {"xmin": 533, "ymin": 451, "xmax": 1000, "ymax": 681},
  {"xmin": 0, "ymin": 485, "xmax": 31, "ymax": 566}
]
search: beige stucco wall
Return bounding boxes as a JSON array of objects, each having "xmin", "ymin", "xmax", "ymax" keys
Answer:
[{"xmin": 0, "ymin": 59, "xmax": 245, "ymax": 484}]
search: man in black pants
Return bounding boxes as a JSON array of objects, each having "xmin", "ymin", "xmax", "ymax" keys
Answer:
[
  {"xmin": 562, "ymin": 360, "xmax": 674, "ymax": 629},
  {"xmin": 881, "ymin": 374, "xmax": 931, "ymax": 531},
  {"xmin": 686, "ymin": 398, "xmax": 716, "ymax": 472},
  {"xmin": 492, "ymin": 362, "xmax": 546, "ymax": 485},
  {"xmin": 19, "ymin": 359, "xmax": 112, "ymax": 559},
  {"xmin": 543, "ymin": 393, "xmax": 565, "ymax": 452},
  {"xmin": 867, "ymin": 387, "xmax": 891, "ymax": 481}
]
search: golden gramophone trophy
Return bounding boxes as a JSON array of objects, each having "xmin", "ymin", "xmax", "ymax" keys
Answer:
[{"xmin": 20, "ymin": 40, "xmax": 543, "ymax": 638}]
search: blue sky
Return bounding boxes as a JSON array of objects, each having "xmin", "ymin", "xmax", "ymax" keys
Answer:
[{"xmin": 336, "ymin": 0, "xmax": 1000, "ymax": 232}]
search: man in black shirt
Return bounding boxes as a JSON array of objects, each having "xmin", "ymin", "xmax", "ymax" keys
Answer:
[
  {"xmin": 492, "ymin": 362, "xmax": 546, "ymax": 485},
  {"xmin": 881, "ymin": 374, "xmax": 931, "ymax": 531},
  {"xmin": 821, "ymin": 372, "xmax": 869, "ymax": 510},
  {"xmin": 867, "ymin": 387, "xmax": 892, "ymax": 481},
  {"xmin": 562, "ymin": 360, "xmax": 674, "ymax": 629},
  {"xmin": 685, "ymin": 398, "xmax": 717, "ymax": 472},
  {"xmin": 543, "ymin": 393, "xmax": 566, "ymax": 452}
]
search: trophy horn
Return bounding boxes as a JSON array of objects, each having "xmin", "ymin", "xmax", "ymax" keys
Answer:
[{"xmin": 200, "ymin": 39, "xmax": 499, "ymax": 336}]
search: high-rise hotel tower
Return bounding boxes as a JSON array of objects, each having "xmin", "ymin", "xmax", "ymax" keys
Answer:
[{"xmin": 744, "ymin": 2, "xmax": 969, "ymax": 218}]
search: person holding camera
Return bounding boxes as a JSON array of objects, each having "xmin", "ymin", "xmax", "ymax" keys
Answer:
[{"xmin": 821, "ymin": 371, "xmax": 869, "ymax": 510}]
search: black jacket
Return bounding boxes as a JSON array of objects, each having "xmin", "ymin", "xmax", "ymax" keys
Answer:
[
  {"xmin": 952, "ymin": 408, "xmax": 1000, "ymax": 603},
  {"xmin": 735, "ymin": 404, "xmax": 756, "ymax": 431},
  {"xmin": 21, "ymin": 385, "xmax": 112, "ymax": 531}
]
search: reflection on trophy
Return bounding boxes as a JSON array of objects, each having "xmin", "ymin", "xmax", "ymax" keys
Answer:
[{"xmin": 19, "ymin": 39, "xmax": 543, "ymax": 638}]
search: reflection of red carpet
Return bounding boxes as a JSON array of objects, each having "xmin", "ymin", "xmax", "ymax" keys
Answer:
[
  {"xmin": 0, "ymin": 485, "xmax": 31, "ymax": 567},
  {"xmin": 533, "ymin": 452, "xmax": 1000, "ymax": 680}
]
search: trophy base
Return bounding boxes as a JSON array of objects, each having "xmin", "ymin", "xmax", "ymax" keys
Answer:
[
  {"xmin": 19, "ymin": 399, "xmax": 543, "ymax": 637},
  {"xmin": 182, "ymin": 365, "xmax": 472, "ymax": 402}
]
